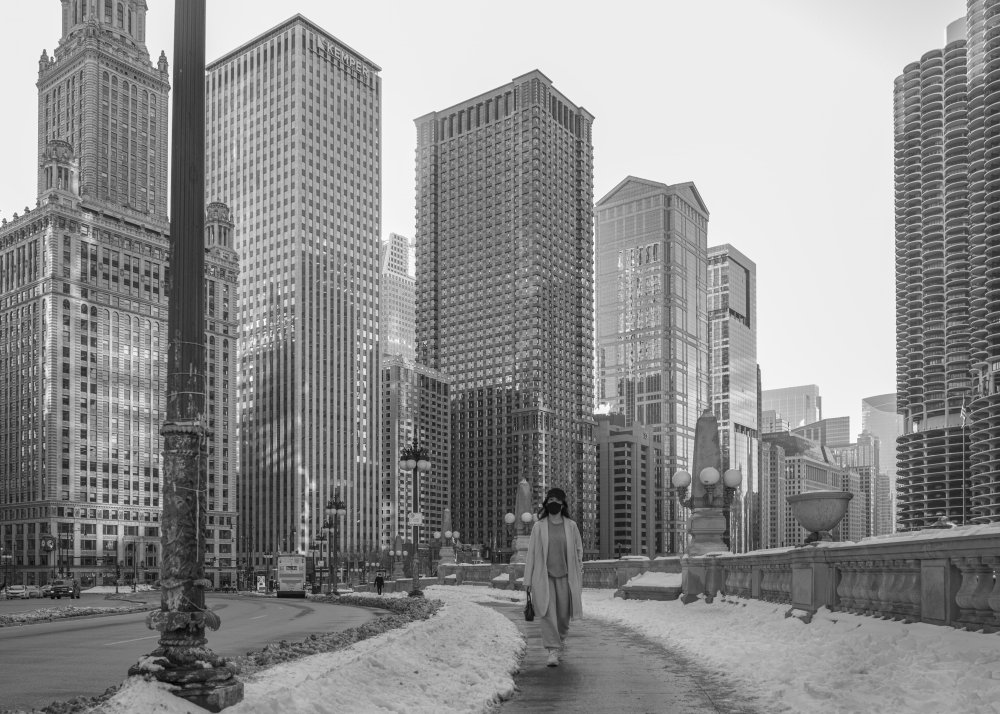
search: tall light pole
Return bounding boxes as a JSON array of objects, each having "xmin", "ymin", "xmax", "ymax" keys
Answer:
[
  {"xmin": 126, "ymin": 1, "xmax": 242, "ymax": 708},
  {"xmin": 399, "ymin": 440, "xmax": 431, "ymax": 597},
  {"xmin": 325, "ymin": 492, "xmax": 346, "ymax": 594}
]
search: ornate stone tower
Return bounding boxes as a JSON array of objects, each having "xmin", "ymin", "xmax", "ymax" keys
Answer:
[{"xmin": 38, "ymin": 0, "xmax": 169, "ymax": 221}]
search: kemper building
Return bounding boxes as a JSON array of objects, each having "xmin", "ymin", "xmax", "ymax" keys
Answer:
[{"xmin": 205, "ymin": 16, "xmax": 383, "ymax": 569}]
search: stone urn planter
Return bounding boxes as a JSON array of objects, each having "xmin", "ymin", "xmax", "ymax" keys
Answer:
[{"xmin": 787, "ymin": 490, "xmax": 853, "ymax": 544}]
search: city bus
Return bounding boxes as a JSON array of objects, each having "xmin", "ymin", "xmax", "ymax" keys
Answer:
[{"xmin": 275, "ymin": 554, "xmax": 307, "ymax": 598}]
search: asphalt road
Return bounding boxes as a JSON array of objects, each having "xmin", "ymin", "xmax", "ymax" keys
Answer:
[{"xmin": 0, "ymin": 593, "xmax": 376, "ymax": 712}]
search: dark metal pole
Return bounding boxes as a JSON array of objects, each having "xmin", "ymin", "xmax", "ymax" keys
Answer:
[{"xmin": 128, "ymin": 2, "xmax": 241, "ymax": 709}]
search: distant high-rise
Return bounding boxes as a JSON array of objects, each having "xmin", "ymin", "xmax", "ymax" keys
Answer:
[
  {"xmin": 760, "ymin": 410, "xmax": 789, "ymax": 434},
  {"xmin": 759, "ymin": 439, "xmax": 786, "ymax": 549},
  {"xmin": 380, "ymin": 233, "xmax": 415, "ymax": 360},
  {"xmin": 707, "ymin": 244, "xmax": 759, "ymax": 552},
  {"xmin": 762, "ymin": 385, "xmax": 822, "ymax": 430},
  {"xmin": 761, "ymin": 433, "xmax": 846, "ymax": 546},
  {"xmin": 792, "ymin": 416, "xmax": 851, "ymax": 448},
  {"xmin": 894, "ymin": 17, "xmax": 975, "ymax": 528},
  {"xmin": 206, "ymin": 17, "xmax": 383, "ymax": 570},
  {"xmin": 595, "ymin": 177, "xmax": 710, "ymax": 553},
  {"xmin": 414, "ymin": 71, "xmax": 597, "ymax": 553},
  {"xmin": 830, "ymin": 432, "xmax": 884, "ymax": 538},
  {"xmin": 594, "ymin": 415, "xmax": 662, "ymax": 558},
  {"xmin": 862, "ymin": 393, "xmax": 902, "ymax": 533},
  {"xmin": 381, "ymin": 356, "xmax": 451, "ymax": 553}
]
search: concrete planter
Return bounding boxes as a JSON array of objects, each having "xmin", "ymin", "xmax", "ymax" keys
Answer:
[{"xmin": 787, "ymin": 490, "xmax": 853, "ymax": 543}]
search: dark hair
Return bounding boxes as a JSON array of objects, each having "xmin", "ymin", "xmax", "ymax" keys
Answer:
[{"xmin": 538, "ymin": 487, "xmax": 570, "ymax": 520}]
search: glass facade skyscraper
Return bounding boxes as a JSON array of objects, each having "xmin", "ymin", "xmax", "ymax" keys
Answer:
[
  {"xmin": 206, "ymin": 17, "xmax": 382, "ymax": 570},
  {"xmin": 414, "ymin": 70, "xmax": 597, "ymax": 554},
  {"xmin": 595, "ymin": 177, "xmax": 709, "ymax": 553},
  {"xmin": 708, "ymin": 244, "xmax": 758, "ymax": 553},
  {"xmin": 762, "ymin": 385, "xmax": 822, "ymax": 430}
]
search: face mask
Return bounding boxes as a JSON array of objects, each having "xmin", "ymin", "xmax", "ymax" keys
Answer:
[{"xmin": 545, "ymin": 502, "xmax": 563, "ymax": 515}]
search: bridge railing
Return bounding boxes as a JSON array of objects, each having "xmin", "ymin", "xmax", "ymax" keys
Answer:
[{"xmin": 691, "ymin": 524, "xmax": 1000, "ymax": 630}]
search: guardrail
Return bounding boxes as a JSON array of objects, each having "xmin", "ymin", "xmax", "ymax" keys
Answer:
[{"xmin": 687, "ymin": 524, "xmax": 1000, "ymax": 630}]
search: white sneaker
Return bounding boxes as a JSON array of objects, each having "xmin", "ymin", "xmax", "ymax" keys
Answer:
[{"xmin": 546, "ymin": 650, "xmax": 560, "ymax": 667}]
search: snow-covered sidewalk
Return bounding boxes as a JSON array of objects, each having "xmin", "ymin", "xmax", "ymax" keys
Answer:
[
  {"xmin": 89, "ymin": 584, "xmax": 1000, "ymax": 713},
  {"xmin": 95, "ymin": 589, "xmax": 523, "ymax": 714}
]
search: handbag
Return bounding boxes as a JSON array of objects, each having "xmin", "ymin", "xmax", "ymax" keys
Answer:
[{"xmin": 524, "ymin": 590, "xmax": 535, "ymax": 621}]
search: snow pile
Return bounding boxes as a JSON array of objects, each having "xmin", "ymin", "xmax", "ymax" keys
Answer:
[
  {"xmin": 93, "ymin": 590, "xmax": 522, "ymax": 714},
  {"xmin": 623, "ymin": 571, "xmax": 682, "ymax": 588},
  {"xmin": 582, "ymin": 590, "xmax": 1000, "ymax": 714}
]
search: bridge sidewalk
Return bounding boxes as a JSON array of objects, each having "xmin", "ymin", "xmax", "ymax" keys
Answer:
[{"xmin": 485, "ymin": 601, "xmax": 760, "ymax": 714}]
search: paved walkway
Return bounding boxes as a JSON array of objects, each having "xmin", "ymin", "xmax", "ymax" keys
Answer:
[{"xmin": 486, "ymin": 603, "xmax": 760, "ymax": 714}]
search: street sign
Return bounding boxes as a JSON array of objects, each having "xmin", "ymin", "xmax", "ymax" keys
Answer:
[
  {"xmin": 256, "ymin": 575, "xmax": 266, "ymax": 593},
  {"xmin": 407, "ymin": 512, "xmax": 424, "ymax": 526}
]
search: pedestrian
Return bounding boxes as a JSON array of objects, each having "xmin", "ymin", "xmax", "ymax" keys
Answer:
[
  {"xmin": 374, "ymin": 571, "xmax": 385, "ymax": 595},
  {"xmin": 523, "ymin": 487, "xmax": 584, "ymax": 668}
]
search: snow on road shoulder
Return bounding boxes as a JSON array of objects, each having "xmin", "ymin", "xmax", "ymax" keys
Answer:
[
  {"xmin": 93, "ymin": 592, "xmax": 523, "ymax": 714},
  {"xmin": 582, "ymin": 589, "xmax": 1000, "ymax": 714}
]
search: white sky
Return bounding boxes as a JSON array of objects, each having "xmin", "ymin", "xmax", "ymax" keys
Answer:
[
  {"xmin": 0, "ymin": 0, "xmax": 967, "ymax": 432},
  {"xmin": 97, "ymin": 583, "xmax": 1000, "ymax": 713}
]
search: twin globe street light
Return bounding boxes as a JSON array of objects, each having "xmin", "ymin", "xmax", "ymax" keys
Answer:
[
  {"xmin": 671, "ymin": 466, "xmax": 743, "ymax": 554},
  {"xmin": 324, "ymin": 493, "xmax": 347, "ymax": 594},
  {"xmin": 399, "ymin": 442, "xmax": 431, "ymax": 597}
]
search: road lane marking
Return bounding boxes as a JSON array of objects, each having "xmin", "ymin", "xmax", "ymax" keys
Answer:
[
  {"xmin": 250, "ymin": 614, "xmax": 267, "ymax": 620},
  {"xmin": 104, "ymin": 635, "xmax": 159, "ymax": 645}
]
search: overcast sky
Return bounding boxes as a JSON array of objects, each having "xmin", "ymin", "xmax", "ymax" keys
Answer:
[{"xmin": 1, "ymin": 0, "xmax": 966, "ymax": 433}]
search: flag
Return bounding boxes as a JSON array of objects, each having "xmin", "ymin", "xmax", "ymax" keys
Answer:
[{"xmin": 961, "ymin": 401, "xmax": 968, "ymax": 428}]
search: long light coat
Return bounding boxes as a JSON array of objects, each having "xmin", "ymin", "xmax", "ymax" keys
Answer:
[{"xmin": 523, "ymin": 516, "xmax": 584, "ymax": 619}]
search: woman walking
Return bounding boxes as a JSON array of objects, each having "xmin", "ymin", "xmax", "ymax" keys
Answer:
[{"xmin": 523, "ymin": 487, "xmax": 584, "ymax": 667}]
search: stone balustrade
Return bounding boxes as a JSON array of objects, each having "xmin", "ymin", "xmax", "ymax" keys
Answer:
[{"xmin": 685, "ymin": 524, "xmax": 1000, "ymax": 630}]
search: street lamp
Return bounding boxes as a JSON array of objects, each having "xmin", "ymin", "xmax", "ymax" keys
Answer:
[
  {"xmin": 324, "ymin": 491, "xmax": 347, "ymax": 595},
  {"xmin": 506, "ymin": 480, "xmax": 535, "ymax": 565},
  {"xmin": 399, "ymin": 440, "xmax": 431, "ymax": 597}
]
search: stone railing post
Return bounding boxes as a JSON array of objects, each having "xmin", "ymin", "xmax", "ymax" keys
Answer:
[
  {"xmin": 954, "ymin": 556, "xmax": 994, "ymax": 629},
  {"xmin": 986, "ymin": 556, "xmax": 1000, "ymax": 631},
  {"xmin": 834, "ymin": 562, "xmax": 855, "ymax": 612},
  {"xmin": 901, "ymin": 559, "xmax": 921, "ymax": 622}
]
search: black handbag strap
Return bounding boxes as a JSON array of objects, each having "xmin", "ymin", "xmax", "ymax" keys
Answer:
[{"xmin": 526, "ymin": 591, "xmax": 532, "ymax": 604}]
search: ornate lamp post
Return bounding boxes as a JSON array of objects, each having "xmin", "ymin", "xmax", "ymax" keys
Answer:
[
  {"xmin": 399, "ymin": 440, "xmax": 431, "ymax": 597},
  {"xmin": 126, "ymin": 2, "xmax": 242, "ymax": 708},
  {"xmin": 671, "ymin": 409, "xmax": 743, "ymax": 604},
  {"xmin": 505, "ymin": 477, "xmax": 536, "ymax": 566},
  {"xmin": 325, "ymin": 492, "xmax": 346, "ymax": 595},
  {"xmin": 390, "ymin": 534, "xmax": 405, "ymax": 580}
]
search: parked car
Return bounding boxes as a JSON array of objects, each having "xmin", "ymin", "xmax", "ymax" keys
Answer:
[
  {"xmin": 49, "ymin": 578, "xmax": 81, "ymax": 599},
  {"xmin": 25, "ymin": 585, "xmax": 41, "ymax": 598},
  {"xmin": 6, "ymin": 585, "xmax": 27, "ymax": 599},
  {"xmin": 39, "ymin": 584, "xmax": 52, "ymax": 597}
]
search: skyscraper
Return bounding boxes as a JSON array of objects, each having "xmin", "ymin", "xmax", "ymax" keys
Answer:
[
  {"xmin": 381, "ymin": 356, "xmax": 450, "ymax": 554},
  {"xmin": 0, "ymin": 4, "xmax": 237, "ymax": 588},
  {"xmin": 761, "ymin": 385, "xmax": 822, "ymax": 430},
  {"xmin": 414, "ymin": 70, "xmax": 597, "ymax": 553},
  {"xmin": 894, "ymin": 17, "xmax": 974, "ymax": 529},
  {"xmin": 708, "ymin": 243, "xmax": 758, "ymax": 552},
  {"xmin": 595, "ymin": 177, "xmax": 710, "ymax": 553},
  {"xmin": 594, "ymin": 414, "xmax": 662, "ymax": 559},
  {"xmin": 862, "ymin": 392, "xmax": 902, "ymax": 532},
  {"xmin": 792, "ymin": 416, "xmax": 851, "ymax": 448},
  {"xmin": 380, "ymin": 233, "xmax": 416, "ymax": 360},
  {"xmin": 206, "ymin": 17, "xmax": 382, "ymax": 571}
]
